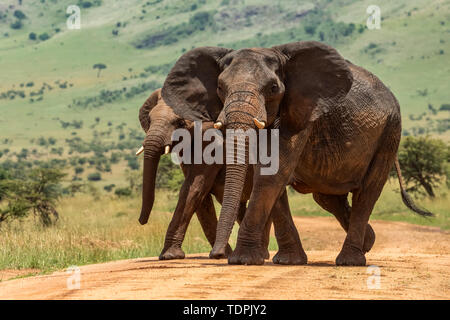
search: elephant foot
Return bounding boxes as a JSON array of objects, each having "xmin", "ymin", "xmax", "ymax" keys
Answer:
[
  {"xmin": 273, "ymin": 249, "xmax": 307, "ymax": 265},
  {"xmin": 336, "ymin": 244, "xmax": 366, "ymax": 266},
  {"xmin": 209, "ymin": 244, "xmax": 232, "ymax": 259},
  {"xmin": 228, "ymin": 245, "xmax": 265, "ymax": 265},
  {"xmin": 261, "ymin": 248, "xmax": 270, "ymax": 260},
  {"xmin": 363, "ymin": 224, "xmax": 376, "ymax": 253},
  {"xmin": 159, "ymin": 246, "xmax": 185, "ymax": 260}
]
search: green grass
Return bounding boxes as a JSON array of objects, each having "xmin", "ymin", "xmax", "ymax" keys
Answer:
[{"xmin": 0, "ymin": 190, "xmax": 211, "ymax": 272}]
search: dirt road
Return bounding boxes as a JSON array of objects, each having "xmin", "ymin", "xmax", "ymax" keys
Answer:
[{"xmin": 1, "ymin": 217, "xmax": 449, "ymax": 299}]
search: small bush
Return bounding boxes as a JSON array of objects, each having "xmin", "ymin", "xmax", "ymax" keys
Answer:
[
  {"xmin": 14, "ymin": 10, "xmax": 26, "ymax": 20},
  {"xmin": 74, "ymin": 166, "xmax": 84, "ymax": 175},
  {"xmin": 81, "ymin": 1, "xmax": 92, "ymax": 8},
  {"xmin": 115, "ymin": 187, "xmax": 132, "ymax": 197},
  {"xmin": 87, "ymin": 172, "xmax": 101, "ymax": 181},
  {"xmin": 38, "ymin": 33, "xmax": 50, "ymax": 41},
  {"xmin": 10, "ymin": 20, "xmax": 23, "ymax": 30},
  {"xmin": 104, "ymin": 184, "xmax": 115, "ymax": 192},
  {"xmin": 29, "ymin": 32, "xmax": 37, "ymax": 40},
  {"xmin": 439, "ymin": 104, "xmax": 450, "ymax": 111}
]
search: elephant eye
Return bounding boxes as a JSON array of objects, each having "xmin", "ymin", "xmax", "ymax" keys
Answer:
[
  {"xmin": 177, "ymin": 119, "xmax": 185, "ymax": 127},
  {"xmin": 271, "ymin": 83, "xmax": 279, "ymax": 93}
]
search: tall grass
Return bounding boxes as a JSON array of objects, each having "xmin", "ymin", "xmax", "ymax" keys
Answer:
[{"xmin": 0, "ymin": 191, "xmax": 210, "ymax": 272}]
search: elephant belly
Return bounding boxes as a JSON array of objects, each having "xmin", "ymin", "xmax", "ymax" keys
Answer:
[{"xmin": 293, "ymin": 134, "xmax": 378, "ymax": 195}]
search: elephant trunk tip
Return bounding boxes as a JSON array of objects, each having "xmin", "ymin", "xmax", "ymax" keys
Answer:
[
  {"xmin": 138, "ymin": 207, "xmax": 151, "ymax": 225},
  {"xmin": 209, "ymin": 245, "xmax": 228, "ymax": 259},
  {"xmin": 138, "ymin": 216, "xmax": 149, "ymax": 225}
]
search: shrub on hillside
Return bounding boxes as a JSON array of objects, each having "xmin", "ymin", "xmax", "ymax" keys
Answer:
[
  {"xmin": 10, "ymin": 20, "xmax": 23, "ymax": 29},
  {"xmin": 14, "ymin": 10, "xmax": 26, "ymax": 20},
  {"xmin": 115, "ymin": 187, "xmax": 132, "ymax": 197},
  {"xmin": 104, "ymin": 184, "xmax": 115, "ymax": 192},
  {"xmin": 87, "ymin": 172, "xmax": 101, "ymax": 181},
  {"xmin": 39, "ymin": 33, "xmax": 50, "ymax": 41}
]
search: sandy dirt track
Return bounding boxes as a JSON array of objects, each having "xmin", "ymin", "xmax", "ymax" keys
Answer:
[{"xmin": 0, "ymin": 216, "xmax": 449, "ymax": 300}]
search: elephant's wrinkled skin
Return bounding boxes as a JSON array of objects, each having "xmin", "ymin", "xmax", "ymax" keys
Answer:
[
  {"xmin": 138, "ymin": 89, "xmax": 281, "ymax": 260},
  {"xmin": 162, "ymin": 41, "xmax": 432, "ymax": 266}
]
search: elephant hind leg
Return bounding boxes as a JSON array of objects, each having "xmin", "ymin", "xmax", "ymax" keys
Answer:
[
  {"xmin": 160, "ymin": 167, "xmax": 220, "ymax": 260},
  {"xmin": 335, "ymin": 145, "xmax": 395, "ymax": 266},
  {"xmin": 312, "ymin": 193, "xmax": 375, "ymax": 253}
]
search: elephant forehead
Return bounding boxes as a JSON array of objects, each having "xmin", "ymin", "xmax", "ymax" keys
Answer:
[
  {"xmin": 224, "ymin": 48, "xmax": 282, "ymax": 76},
  {"xmin": 231, "ymin": 48, "xmax": 279, "ymax": 63},
  {"xmin": 149, "ymin": 103, "xmax": 178, "ymax": 121}
]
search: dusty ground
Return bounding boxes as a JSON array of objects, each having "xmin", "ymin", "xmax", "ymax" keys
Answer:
[{"xmin": 0, "ymin": 217, "xmax": 449, "ymax": 299}]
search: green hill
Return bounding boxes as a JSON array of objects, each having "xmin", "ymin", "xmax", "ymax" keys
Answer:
[{"xmin": 0, "ymin": 0, "xmax": 448, "ymax": 186}]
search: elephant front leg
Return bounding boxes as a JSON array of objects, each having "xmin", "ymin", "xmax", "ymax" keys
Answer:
[
  {"xmin": 228, "ymin": 179, "xmax": 287, "ymax": 265},
  {"xmin": 229, "ymin": 135, "xmax": 303, "ymax": 265}
]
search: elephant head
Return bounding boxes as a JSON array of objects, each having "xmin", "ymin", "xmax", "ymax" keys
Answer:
[
  {"xmin": 138, "ymin": 88, "xmax": 191, "ymax": 225},
  {"xmin": 161, "ymin": 42, "xmax": 353, "ymax": 257}
]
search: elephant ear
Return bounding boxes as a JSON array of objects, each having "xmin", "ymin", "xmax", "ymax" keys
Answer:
[
  {"xmin": 139, "ymin": 88, "xmax": 161, "ymax": 133},
  {"xmin": 273, "ymin": 41, "xmax": 353, "ymax": 133},
  {"xmin": 162, "ymin": 46, "xmax": 233, "ymax": 122}
]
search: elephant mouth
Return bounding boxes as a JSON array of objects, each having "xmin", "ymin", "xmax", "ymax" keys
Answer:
[{"xmin": 222, "ymin": 90, "xmax": 266, "ymax": 130}]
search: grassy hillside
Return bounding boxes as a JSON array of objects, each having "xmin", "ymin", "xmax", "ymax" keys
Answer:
[{"xmin": 0, "ymin": 0, "xmax": 448, "ymax": 146}]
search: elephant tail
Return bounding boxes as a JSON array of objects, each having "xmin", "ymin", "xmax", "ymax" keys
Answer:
[{"xmin": 394, "ymin": 158, "xmax": 434, "ymax": 217}]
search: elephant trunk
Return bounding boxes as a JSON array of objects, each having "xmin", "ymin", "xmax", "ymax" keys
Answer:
[
  {"xmin": 138, "ymin": 130, "xmax": 165, "ymax": 225},
  {"xmin": 210, "ymin": 90, "xmax": 265, "ymax": 258}
]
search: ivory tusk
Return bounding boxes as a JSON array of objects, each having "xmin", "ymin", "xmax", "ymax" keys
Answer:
[
  {"xmin": 253, "ymin": 118, "xmax": 266, "ymax": 129},
  {"xmin": 214, "ymin": 122, "xmax": 223, "ymax": 129},
  {"xmin": 164, "ymin": 145, "xmax": 171, "ymax": 155},
  {"xmin": 135, "ymin": 146, "xmax": 144, "ymax": 156}
]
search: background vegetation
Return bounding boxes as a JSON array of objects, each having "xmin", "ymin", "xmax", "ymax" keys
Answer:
[{"xmin": 0, "ymin": 0, "xmax": 448, "ymax": 277}]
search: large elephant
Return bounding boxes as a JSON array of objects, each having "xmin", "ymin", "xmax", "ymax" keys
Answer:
[
  {"xmin": 161, "ymin": 41, "xmax": 432, "ymax": 266},
  {"xmin": 137, "ymin": 88, "xmax": 278, "ymax": 260}
]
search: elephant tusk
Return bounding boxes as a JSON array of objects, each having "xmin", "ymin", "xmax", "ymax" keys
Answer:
[
  {"xmin": 253, "ymin": 118, "xmax": 266, "ymax": 129},
  {"xmin": 135, "ymin": 146, "xmax": 144, "ymax": 156},
  {"xmin": 214, "ymin": 121, "xmax": 223, "ymax": 129},
  {"xmin": 164, "ymin": 145, "xmax": 171, "ymax": 155}
]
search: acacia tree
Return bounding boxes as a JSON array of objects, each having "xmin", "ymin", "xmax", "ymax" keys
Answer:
[
  {"xmin": 0, "ymin": 167, "xmax": 65, "ymax": 226},
  {"xmin": 397, "ymin": 136, "xmax": 448, "ymax": 197},
  {"xmin": 93, "ymin": 63, "xmax": 107, "ymax": 78}
]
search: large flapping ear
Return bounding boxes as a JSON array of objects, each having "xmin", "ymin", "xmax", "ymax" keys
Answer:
[
  {"xmin": 272, "ymin": 41, "xmax": 353, "ymax": 133},
  {"xmin": 138, "ymin": 88, "xmax": 161, "ymax": 133},
  {"xmin": 161, "ymin": 46, "xmax": 233, "ymax": 122}
]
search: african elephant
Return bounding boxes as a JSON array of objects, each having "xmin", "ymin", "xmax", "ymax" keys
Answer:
[
  {"xmin": 161, "ymin": 41, "xmax": 432, "ymax": 266},
  {"xmin": 137, "ymin": 89, "xmax": 275, "ymax": 260}
]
